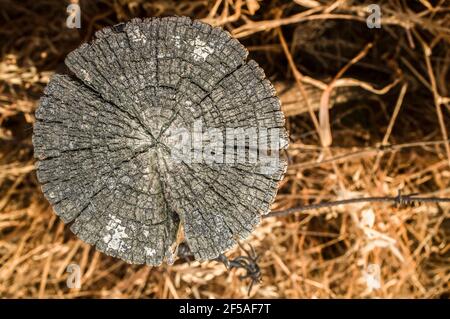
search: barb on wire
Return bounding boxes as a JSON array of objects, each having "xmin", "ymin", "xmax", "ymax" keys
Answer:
[
  {"xmin": 176, "ymin": 241, "xmax": 261, "ymax": 296},
  {"xmin": 216, "ymin": 242, "xmax": 261, "ymax": 296},
  {"xmin": 266, "ymin": 190, "xmax": 450, "ymax": 218}
]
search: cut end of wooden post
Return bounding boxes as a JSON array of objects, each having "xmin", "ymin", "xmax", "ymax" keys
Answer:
[{"xmin": 33, "ymin": 17, "xmax": 288, "ymax": 265}]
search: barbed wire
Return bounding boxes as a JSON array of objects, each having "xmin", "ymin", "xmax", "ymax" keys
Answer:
[
  {"xmin": 266, "ymin": 190, "xmax": 450, "ymax": 218},
  {"xmin": 179, "ymin": 190, "xmax": 450, "ymax": 296},
  {"xmin": 227, "ymin": 190, "xmax": 450, "ymax": 295},
  {"xmin": 216, "ymin": 243, "xmax": 261, "ymax": 296}
]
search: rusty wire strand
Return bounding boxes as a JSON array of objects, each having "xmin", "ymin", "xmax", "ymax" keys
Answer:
[{"xmin": 266, "ymin": 190, "xmax": 450, "ymax": 218}]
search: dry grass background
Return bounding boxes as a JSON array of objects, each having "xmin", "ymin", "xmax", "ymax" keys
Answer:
[{"xmin": 0, "ymin": 0, "xmax": 449, "ymax": 298}]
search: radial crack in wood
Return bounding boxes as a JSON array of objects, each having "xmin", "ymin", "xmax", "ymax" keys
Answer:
[{"xmin": 32, "ymin": 17, "xmax": 288, "ymax": 265}]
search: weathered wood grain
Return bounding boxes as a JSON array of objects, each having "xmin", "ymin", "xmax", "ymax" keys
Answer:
[{"xmin": 33, "ymin": 17, "xmax": 288, "ymax": 265}]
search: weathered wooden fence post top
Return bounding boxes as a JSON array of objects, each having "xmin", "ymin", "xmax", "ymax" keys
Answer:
[{"xmin": 33, "ymin": 17, "xmax": 288, "ymax": 265}]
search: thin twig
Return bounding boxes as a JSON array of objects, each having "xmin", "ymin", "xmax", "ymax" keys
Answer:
[
  {"xmin": 319, "ymin": 41, "xmax": 373, "ymax": 146},
  {"xmin": 287, "ymin": 138, "xmax": 450, "ymax": 171},
  {"xmin": 372, "ymin": 83, "xmax": 408, "ymax": 172},
  {"xmin": 277, "ymin": 27, "xmax": 322, "ymax": 141}
]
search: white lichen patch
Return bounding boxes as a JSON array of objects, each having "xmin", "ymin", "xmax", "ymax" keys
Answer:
[
  {"xmin": 173, "ymin": 35, "xmax": 182, "ymax": 48},
  {"xmin": 102, "ymin": 214, "xmax": 129, "ymax": 252},
  {"xmin": 184, "ymin": 100, "xmax": 196, "ymax": 113},
  {"xmin": 191, "ymin": 37, "xmax": 214, "ymax": 62},
  {"xmin": 80, "ymin": 69, "xmax": 91, "ymax": 82},
  {"xmin": 144, "ymin": 247, "xmax": 156, "ymax": 257},
  {"xmin": 129, "ymin": 27, "xmax": 147, "ymax": 45}
]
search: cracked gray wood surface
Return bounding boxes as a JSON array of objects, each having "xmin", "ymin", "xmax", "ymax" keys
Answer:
[{"xmin": 33, "ymin": 17, "xmax": 288, "ymax": 265}]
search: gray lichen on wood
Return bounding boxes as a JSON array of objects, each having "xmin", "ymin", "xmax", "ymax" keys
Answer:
[{"xmin": 33, "ymin": 17, "xmax": 288, "ymax": 265}]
